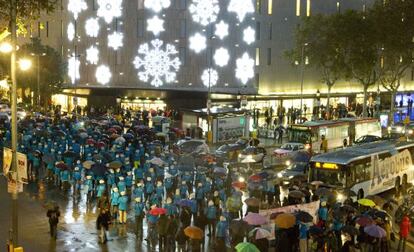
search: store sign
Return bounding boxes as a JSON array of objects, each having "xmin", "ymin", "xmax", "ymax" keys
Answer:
[{"xmin": 17, "ymin": 152, "xmax": 28, "ymax": 184}]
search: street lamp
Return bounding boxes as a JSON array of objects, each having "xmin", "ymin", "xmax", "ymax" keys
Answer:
[
  {"xmin": 0, "ymin": 42, "xmax": 12, "ymax": 53},
  {"xmin": 18, "ymin": 58, "xmax": 32, "ymax": 71}
]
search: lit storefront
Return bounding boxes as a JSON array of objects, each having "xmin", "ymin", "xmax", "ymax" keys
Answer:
[{"xmin": 120, "ymin": 97, "xmax": 166, "ymax": 111}]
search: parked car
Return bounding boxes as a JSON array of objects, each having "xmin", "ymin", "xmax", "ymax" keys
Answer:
[
  {"xmin": 238, "ymin": 146, "xmax": 267, "ymax": 163},
  {"xmin": 215, "ymin": 138, "xmax": 248, "ymax": 160},
  {"xmin": 277, "ymin": 162, "xmax": 309, "ymax": 181},
  {"xmin": 174, "ymin": 139, "xmax": 210, "ymax": 155},
  {"xmin": 354, "ymin": 135, "xmax": 382, "ymax": 145},
  {"xmin": 273, "ymin": 142, "xmax": 306, "ymax": 165}
]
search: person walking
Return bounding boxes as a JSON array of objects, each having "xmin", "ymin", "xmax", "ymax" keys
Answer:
[
  {"xmin": 398, "ymin": 216, "xmax": 411, "ymax": 252},
  {"xmin": 47, "ymin": 205, "xmax": 61, "ymax": 239},
  {"xmin": 176, "ymin": 226, "xmax": 188, "ymax": 252},
  {"xmin": 134, "ymin": 197, "xmax": 145, "ymax": 240},
  {"xmin": 157, "ymin": 214, "xmax": 170, "ymax": 251},
  {"xmin": 96, "ymin": 208, "xmax": 111, "ymax": 244},
  {"xmin": 118, "ymin": 191, "xmax": 128, "ymax": 224}
]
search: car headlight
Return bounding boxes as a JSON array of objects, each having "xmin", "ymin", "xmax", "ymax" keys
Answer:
[
  {"xmin": 238, "ymin": 177, "xmax": 245, "ymax": 183},
  {"xmin": 337, "ymin": 193, "xmax": 344, "ymax": 201},
  {"xmin": 285, "ymin": 160, "xmax": 291, "ymax": 166},
  {"xmin": 277, "ymin": 172, "xmax": 282, "ymax": 178}
]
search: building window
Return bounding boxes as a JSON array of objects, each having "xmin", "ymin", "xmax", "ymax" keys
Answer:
[
  {"xmin": 267, "ymin": 48, "xmax": 271, "ymax": 65},
  {"xmin": 268, "ymin": 0, "xmax": 273, "ymax": 15},
  {"xmin": 180, "ymin": 19, "xmax": 187, "ymax": 38},
  {"xmin": 256, "ymin": 0, "xmax": 262, "ymax": 13},
  {"xmin": 268, "ymin": 22, "xmax": 272, "ymax": 40},
  {"xmin": 179, "ymin": 47, "xmax": 186, "ymax": 65},
  {"xmin": 306, "ymin": 0, "xmax": 311, "ymax": 16},
  {"xmin": 296, "ymin": 0, "xmax": 300, "ymax": 16},
  {"xmin": 255, "ymin": 48, "xmax": 260, "ymax": 66},
  {"xmin": 256, "ymin": 22, "xmax": 261, "ymax": 40},
  {"xmin": 46, "ymin": 21, "xmax": 49, "ymax": 37},
  {"xmin": 137, "ymin": 19, "xmax": 144, "ymax": 37}
]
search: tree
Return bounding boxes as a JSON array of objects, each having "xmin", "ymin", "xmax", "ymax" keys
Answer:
[
  {"xmin": 0, "ymin": 0, "xmax": 56, "ymax": 35},
  {"xmin": 287, "ymin": 14, "xmax": 345, "ymax": 118},
  {"xmin": 372, "ymin": 0, "xmax": 414, "ymax": 123},
  {"xmin": 336, "ymin": 10, "xmax": 381, "ymax": 117}
]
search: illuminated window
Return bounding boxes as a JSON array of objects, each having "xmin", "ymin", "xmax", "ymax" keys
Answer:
[
  {"xmin": 296, "ymin": 0, "xmax": 300, "ymax": 16},
  {"xmin": 256, "ymin": 0, "xmax": 262, "ymax": 13},
  {"xmin": 267, "ymin": 48, "xmax": 271, "ymax": 65},
  {"xmin": 268, "ymin": 0, "xmax": 273, "ymax": 15},
  {"xmin": 255, "ymin": 48, "xmax": 260, "ymax": 66},
  {"xmin": 306, "ymin": 0, "xmax": 311, "ymax": 16}
]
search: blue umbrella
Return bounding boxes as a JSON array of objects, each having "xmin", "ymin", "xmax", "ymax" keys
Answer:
[
  {"xmin": 213, "ymin": 167, "xmax": 227, "ymax": 174},
  {"xmin": 177, "ymin": 199, "xmax": 193, "ymax": 207},
  {"xmin": 177, "ymin": 165, "xmax": 194, "ymax": 172}
]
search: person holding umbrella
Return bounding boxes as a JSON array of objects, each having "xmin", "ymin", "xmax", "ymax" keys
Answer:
[
  {"xmin": 96, "ymin": 208, "xmax": 111, "ymax": 244},
  {"xmin": 110, "ymin": 187, "xmax": 120, "ymax": 220},
  {"xmin": 205, "ymin": 200, "xmax": 217, "ymax": 237},
  {"xmin": 216, "ymin": 215, "xmax": 228, "ymax": 250},
  {"xmin": 84, "ymin": 175, "xmax": 94, "ymax": 202}
]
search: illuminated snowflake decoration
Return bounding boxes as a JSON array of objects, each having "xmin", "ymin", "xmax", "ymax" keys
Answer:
[
  {"xmin": 67, "ymin": 23, "xmax": 75, "ymax": 41},
  {"xmin": 189, "ymin": 0, "xmax": 219, "ymax": 26},
  {"xmin": 147, "ymin": 16, "xmax": 165, "ymax": 36},
  {"xmin": 133, "ymin": 39, "xmax": 181, "ymax": 87},
  {"xmin": 215, "ymin": 21, "xmax": 229, "ymax": 40},
  {"xmin": 243, "ymin": 26, "xmax": 255, "ymax": 45},
  {"xmin": 228, "ymin": 0, "xmax": 254, "ymax": 22},
  {"xmin": 68, "ymin": 0, "xmax": 88, "ymax": 19},
  {"xmin": 214, "ymin": 47, "xmax": 230, "ymax": 67},
  {"xmin": 108, "ymin": 32, "xmax": 123, "ymax": 50},
  {"xmin": 85, "ymin": 18, "xmax": 100, "ymax": 37},
  {"xmin": 235, "ymin": 53, "xmax": 255, "ymax": 84},
  {"xmin": 97, "ymin": 0, "xmax": 122, "ymax": 24},
  {"xmin": 68, "ymin": 56, "xmax": 80, "ymax": 84},
  {"xmin": 96, "ymin": 65, "xmax": 112, "ymax": 85},
  {"xmin": 144, "ymin": 0, "xmax": 171, "ymax": 13},
  {"xmin": 189, "ymin": 33, "xmax": 206, "ymax": 54},
  {"xmin": 201, "ymin": 68, "xmax": 218, "ymax": 87},
  {"xmin": 86, "ymin": 46, "xmax": 99, "ymax": 65}
]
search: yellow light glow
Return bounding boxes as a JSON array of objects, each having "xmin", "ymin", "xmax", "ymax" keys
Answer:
[
  {"xmin": 296, "ymin": 0, "xmax": 300, "ymax": 16},
  {"xmin": 322, "ymin": 163, "xmax": 338, "ymax": 169},
  {"xmin": 18, "ymin": 58, "xmax": 32, "ymax": 71},
  {"xmin": 315, "ymin": 162, "xmax": 321, "ymax": 168},
  {"xmin": 0, "ymin": 42, "xmax": 12, "ymax": 53},
  {"xmin": 268, "ymin": 0, "xmax": 273, "ymax": 15},
  {"xmin": 306, "ymin": 0, "xmax": 311, "ymax": 16}
]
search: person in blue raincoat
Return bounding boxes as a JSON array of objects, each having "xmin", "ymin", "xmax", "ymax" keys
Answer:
[
  {"xmin": 118, "ymin": 191, "xmax": 128, "ymax": 224},
  {"xmin": 164, "ymin": 197, "xmax": 178, "ymax": 216},
  {"xmin": 164, "ymin": 175, "xmax": 174, "ymax": 194},
  {"xmin": 133, "ymin": 150, "xmax": 141, "ymax": 168},
  {"xmin": 189, "ymin": 193, "xmax": 198, "ymax": 218},
  {"xmin": 145, "ymin": 177, "xmax": 154, "ymax": 202},
  {"xmin": 125, "ymin": 171, "xmax": 133, "ymax": 192},
  {"xmin": 134, "ymin": 197, "xmax": 145, "ymax": 239},
  {"xmin": 96, "ymin": 179, "xmax": 106, "ymax": 199},
  {"xmin": 134, "ymin": 182, "xmax": 145, "ymax": 201},
  {"xmin": 60, "ymin": 168, "xmax": 71, "ymax": 190},
  {"xmin": 173, "ymin": 189, "xmax": 182, "ymax": 205},
  {"xmin": 54, "ymin": 162, "xmax": 62, "ymax": 187},
  {"xmin": 150, "ymin": 192, "xmax": 160, "ymax": 206},
  {"xmin": 179, "ymin": 181, "xmax": 188, "ymax": 198},
  {"xmin": 168, "ymin": 164, "xmax": 178, "ymax": 176},
  {"xmin": 216, "ymin": 215, "xmax": 228, "ymax": 250},
  {"xmin": 110, "ymin": 187, "xmax": 120, "ymax": 220},
  {"xmin": 84, "ymin": 175, "xmax": 94, "ymax": 201},
  {"xmin": 146, "ymin": 205, "xmax": 160, "ymax": 248},
  {"xmin": 73, "ymin": 166, "xmax": 82, "ymax": 194},
  {"xmin": 205, "ymin": 200, "xmax": 218, "ymax": 237},
  {"xmin": 155, "ymin": 181, "xmax": 164, "ymax": 201},
  {"xmin": 106, "ymin": 169, "xmax": 116, "ymax": 187},
  {"xmin": 318, "ymin": 201, "xmax": 328, "ymax": 228},
  {"xmin": 124, "ymin": 159, "xmax": 132, "ymax": 172},
  {"xmin": 195, "ymin": 183, "xmax": 205, "ymax": 210},
  {"xmin": 117, "ymin": 176, "xmax": 126, "ymax": 192}
]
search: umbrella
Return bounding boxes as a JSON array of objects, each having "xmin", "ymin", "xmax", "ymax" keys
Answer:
[
  {"xmin": 309, "ymin": 225, "xmax": 323, "ymax": 235},
  {"xmin": 341, "ymin": 225, "xmax": 359, "ymax": 236},
  {"xmin": 107, "ymin": 128, "xmax": 118, "ymax": 134},
  {"xmin": 235, "ymin": 242, "xmax": 260, "ymax": 252},
  {"xmin": 270, "ymin": 212, "xmax": 284, "ymax": 220},
  {"xmin": 295, "ymin": 211, "xmax": 313, "ymax": 223},
  {"xmin": 56, "ymin": 162, "xmax": 68, "ymax": 170},
  {"xmin": 244, "ymin": 197, "xmax": 260, "ymax": 207},
  {"xmin": 230, "ymin": 219, "xmax": 250, "ymax": 236},
  {"xmin": 114, "ymin": 136, "xmax": 126, "ymax": 144},
  {"xmin": 110, "ymin": 133, "xmax": 120, "ymax": 139},
  {"xmin": 288, "ymin": 190, "xmax": 306, "ymax": 199},
  {"xmin": 55, "ymin": 130, "xmax": 66, "ymax": 137},
  {"xmin": 86, "ymin": 138, "xmax": 96, "ymax": 145},
  {"xmin": 357, "ymin": 198, "xmax": 376, "ymax": 207},
  {"xmin": 109, "ymin": 161, "xmax": 122, "ymax": 169},
  {"xmin": 315, "ymin": 187, "xmax": 333, "ymax": 197},
  {"xmin": 177, "ymin": 165, "xmax": 194, "ymax": 172},
  {"xmin": 177, "ymin": 199, "xmax": 193, "ymax": 208},
  {"xmin": 364, "ymin": 224, "xmax": 386, "ymax": 238},
  {"xmin": 310, "ymin": 181, "xmax": 324, "ymax": 186},
  {"xmin": 184, "ymin": 226, "xmax": 203, "ymax": 240},
  {"xmin": 244, "ymin": 213, "xmax": 267, "ymax": 226},
  {"xmin": 79, "ymin": 132, "xmax": 88, "ymax": 139},
  {"xmin": 82, "ymin": 160, "xmax": 95, "ymax": 169},
  {"xmin": 274, "ymin": 213, "xmax": 296, "ymax": 229},
  {"xmin": 123, "ymin": 133, "xmax": 134, "ymax": 140},
  {"xmin": 96, "ymin": 141, "xmax": 106, "ymax": 148},
  {"xmin": 365, "ymin": 195, "xmax": 385, "ymax": 207},
  {"xmin": 63, "ymin": 150, "xmax": 77, "ymax": 158},
  {"xmin": 232, "ymin": 181, "xmax": 247, "ymax": 190},
  {"xmin": 93, "ymin": 154, "xmax": 103, "ymax": 161},
  {"xmin": 111, "ymin": 125, "xmax": 122, "ymax": 131},
  {"xmin": 213, "ymin": 167, "xmax": 227, "ymax": 174},
  {"xmin": 248, "ymin": 227, "xmax": 271, "ymax": 240},
  {"xmin": 248, "ymin": 174, "xmax": 262, "ymax": 182},
  {"xmin": 91, "ymin": 163, "xmax": 106, "ymax": 177},
  {"xmin": 356, "ymin": 216, "xmax": 373, "ymax": 227},
  {"xmin": 149, "ymin": 207, "xmax": 167, "ymax": 216},
  {"xmin": 149, "ymin": 157, "xmax": 165, "ymax": 167},
  {"xmin": 340, "ymin": 205, "xmax": 358, "ymax": 213}
]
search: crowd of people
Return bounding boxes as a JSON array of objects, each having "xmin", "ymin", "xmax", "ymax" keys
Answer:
[{"xmin": 1, "ymin": 112, "xmax": 412, "ymax": 252}]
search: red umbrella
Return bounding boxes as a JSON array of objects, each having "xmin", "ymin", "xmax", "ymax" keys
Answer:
[
  {"xmin": 149, "ymin": 207, "xmax": 167, "ymax": 215},
  {"xmin": 232, "ymin": 181, "xmax": 247, "ymax": 190},
  {"xmin": 86, "ymin": 138, "xmax": 96, "ymax": 145},
  {"xmin": 356, "ymin": 216, "xmax": 374, "ymax": 227},
  {"xmin": 249, "ymin": 174, "xmax": 262, "ymax": 182},
  {"xmin": 96, "ymin": 141, "xmax": 106, "ymax": 148},
  {"xmin": 56, "ymin": 162, "xmax": 68, "ymax": 170}
]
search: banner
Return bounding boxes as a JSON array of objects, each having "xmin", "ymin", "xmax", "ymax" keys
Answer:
[
  {"xmin": 3, "ymin": 147, "xmax": 12, "ymax": 175},
  {"xmin": 17, "ymin": 152, "xmax": 28, "ymax": 184},
  {"xmin": 258, "ymin": 200, "xmax": 320, "ymax": 240}
]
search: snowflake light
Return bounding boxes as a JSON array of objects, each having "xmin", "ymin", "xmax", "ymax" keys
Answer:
[
  {"xmin": 228, "ymin": 0, "xmax": 254, "ymax": 22},
  {"xmin": 235, "ymin": 53, "xmax": 255, "ymax": 84},
  {"xmin": 68, "ymin": 56, "xmax": 80, "ymax": 84},
  {"xmin": 85, "ymin": 18, "xmax": 100, "ymax": 37},
  {"xmin": 189, "ymin": 0, "xmax": 219, "ymax": 26},
  {"xmin": 214, "ymin": 47, "xmax": 230, "ymax": 67},
  {"xmin": 147, "ymin": 16, "xmax": 165, "ymax": 36},
  {"xmin": 243, "ymin": 26, "xmax": 255, "ymax": 45},
  {"xmin": 96, "ymin": 65, "xmax": 112, "ymax": 85},
  {"xmin": 86, "ymin": 46, "xmax": 99, "ymax": 64},
  {"xmin": 144, "ymin": 0, "xmax": 171, "ymax": 13},
  {"xmin": 108, "ymin": 32, "xmax": 123, "ymax": 50},
  {"xmin": 189, "ymin": 33, "xmax": 207, "ymax": 54},
  {"xmin": 215, "ymin": 21, "xmax": 229, "ymax": 40},
  {"xmin": 67, "ymin": 23, "xmax": 75, "ymax": 41},
  {"xmin": 133, "ymin": 39, "xmax": 181, "ymax": 87},
  {"xmin": 201, "ymin": 68, "xmax": 218, "ymax": 87},
  {"xmin": 68, "ymin": 0, "xmax": 87, "ymax": 20},
  {"xmin": 97, "ymin": 0, "xmax": 122, "ymax": 24}
]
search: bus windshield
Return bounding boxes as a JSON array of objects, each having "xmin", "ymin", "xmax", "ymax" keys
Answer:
[
  {"xmin": 289, "ymin": 128, "xmax": 311, "ymax": 144},
  {"xmin": 310, "ymin": 168, "xmax": 346, "ymax": 187}
]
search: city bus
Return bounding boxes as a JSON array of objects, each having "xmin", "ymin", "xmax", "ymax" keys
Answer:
[
  {"xmin": 309, "ymin": 140, "xmax": 414, "ymax": 199},
  {"xmin": 288, "ymin": 118, "xmax": 381, "ymax": 152}
]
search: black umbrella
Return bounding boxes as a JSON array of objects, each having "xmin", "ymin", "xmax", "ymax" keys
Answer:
[
  {"xmin": 91, "ymin": 163, "xmax": 106, "ymax": 177},
  {"xmin": 230, "ymin": 219, "xmax": 250, "ymax": 236},
  {"xmin": 295, "ymin": 211, "xmax": 313, "ymax": 223},
  {"xmin": 63, "ymin": 150, "xmax": 77, "ymax": 158}
]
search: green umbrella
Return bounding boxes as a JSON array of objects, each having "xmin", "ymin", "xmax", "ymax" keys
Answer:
[{"xmin": 235, "ymin": 242, "xmax": 260, "ymax": 252}]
